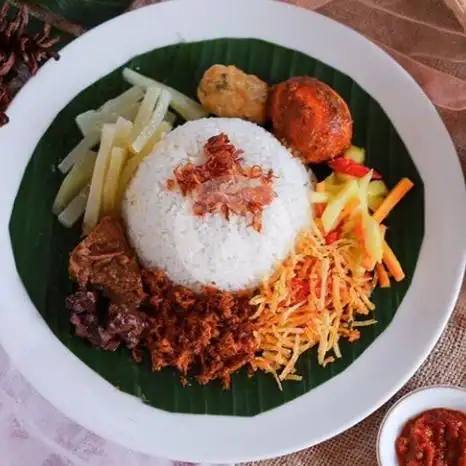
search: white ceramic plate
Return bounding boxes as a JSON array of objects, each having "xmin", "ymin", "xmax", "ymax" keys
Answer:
[
  {"xmin": 377, "ymin": 385, "xmax": 466, "ymax": 465},
  {"xmin": 0, "ymin": 0, "xmax": 465, "ymax": 463}
]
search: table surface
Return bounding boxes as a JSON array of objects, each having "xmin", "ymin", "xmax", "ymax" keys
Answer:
[{"xmin": 1, "ymin": 1, "xmax": 465, "ymax": 465}]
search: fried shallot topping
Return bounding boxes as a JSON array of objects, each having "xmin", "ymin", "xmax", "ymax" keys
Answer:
[{"xmin": 167, "ymin": 133, "xmax": 275, "ymax": 232}]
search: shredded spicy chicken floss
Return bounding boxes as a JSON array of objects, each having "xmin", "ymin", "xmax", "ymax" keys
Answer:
[
  {"xmin": 142, "ymin": 269, "xmax": 258, "ymax": 387},
  {"xmin": 66, "ymin": 217, "xmax": 258, "ymax": 388},
  {"xmin": 167, "ymin": 133, "xmax": 275, "ymax": 232}
]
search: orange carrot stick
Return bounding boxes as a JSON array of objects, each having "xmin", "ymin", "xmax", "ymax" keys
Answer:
[
  {"xmin": 373, "ymin": 178, "xmax": 414, "ymax": 224},
  {"xmin": 382, "ymin": 240, "xmax": 405, "ymax": 282},
  {"xmin": 376, "ymin": 263, "xmax": 391, "ymax": 288}
]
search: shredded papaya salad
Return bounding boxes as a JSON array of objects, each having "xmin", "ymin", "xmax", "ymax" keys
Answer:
[{"xmin": 250, "ymin": 146, "xmax": 413, "ymax": 388}]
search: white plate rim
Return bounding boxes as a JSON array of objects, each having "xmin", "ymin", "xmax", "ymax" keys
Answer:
[{"xmin": 0, "ymin": 0, "xmax": 465, "ymax": 463}]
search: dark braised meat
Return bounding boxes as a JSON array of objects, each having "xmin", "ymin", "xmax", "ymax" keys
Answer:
[
  {"xmin": 107, "ymin": 303, "xmax": 148, "ymax": 350},
  {"xmin": 67, "ymin": 290, "xmax": 120, "ymax": 351},
  {"xmin": 66, "ymin": 292, "xmax": 148, "ymax": 351},
  {"xmin": 65, "ymin": 290, "xmax": 98, "ymax": 314},
  {"xmin": 143, "ymin": 269, "xmax": 258, "ymax": 388},
  {"xmin": 69, "ymin": 216, "xmax": 146, "ymax": 306}
]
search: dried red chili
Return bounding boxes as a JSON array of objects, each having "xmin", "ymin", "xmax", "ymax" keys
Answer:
[{"xmin": 0, "ymin": 3, "xmax": 61, "ymax": 126}]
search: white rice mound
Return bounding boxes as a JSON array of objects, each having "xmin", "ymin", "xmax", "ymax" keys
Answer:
[{"xmin": 123, "ymin": 118, "xmax": 312, "ymax": 292}]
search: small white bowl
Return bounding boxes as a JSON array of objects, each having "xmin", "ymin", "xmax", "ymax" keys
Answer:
[{"xmin": 377, "ymin": 385, "xmax": 466, "ymax": 465}]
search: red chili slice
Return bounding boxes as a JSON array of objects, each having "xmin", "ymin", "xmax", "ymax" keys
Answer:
[
  {"xmin": 328, "ymin": 157, "xmax": 382, "ymax": 179},
  {"xmin": 325, "ymin": 229, "xmax": 340, "ymax": 245}
]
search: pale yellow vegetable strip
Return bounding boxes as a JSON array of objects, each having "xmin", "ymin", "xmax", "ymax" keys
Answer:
[
  {"xmin": 316, "ymin": 181, "xmax": 326, "ymax": 193},
  {"xmin": 75, "ymin": 86, "xmax": 144, "ymax": 136},
  {"xmin": 340, "ymin": 197, "xmax": 359, "ymax": 221},
  {"xmin": 368, "ymin": 180, "xmax": 388, "ymax": 197},
  {"xmin": 122, "ymin": 68, "xmax": 208, "ymax": 121},
  {"xmin": 363, "ymin": 214, "xmax": 383, "ymax": 264},
  {"xmin": 117, "ymin": 122, "xmax": 172, "ymax": 204},
  {"xmin": 382, "ymin": 240, "xmax": 405, "ymax": 282},
  {"xmin": 130, "ymin": 86, "xmax": 161, "ymax": 144},
  {"xmin": 368, "ymin": 195, "xmax": 385, "ymax": 212},
  {"xmin": 310, "ymin": 191, "xmax": 329, "ymax": 203},
  {"xmin": 321, "ymin": 180, "xmax": 359, "ymax": 233},
  {"xmin": 113, "ymin": 117, "xmax": 133, "ymax": 147},
  {"xmin": 344, "ymin": 146, "xmax": 365, "ymax": 164},
  {"xmin": 102, "ymin": 147, "xmax": 128, "ymax": 215},
  {"xmin": 83, "ymin": 124, "xmax": 116, "ymax": 235},
  {"xmin": 373, "ymin": 178, "xmax": 414, "ymax": 223},
  {"xmin": 58, "ymin": 131, "xmax": 100, "ymax": 174},
  {"xmin": 53, "ymin": 150, "xmax": 97, "ymax": 214},
  {"xmin": 138, "ymin": 121, "xmax": 172, "ymax": 159},
  {"xmin": 57, "ymin": 185, "xmax": 89, "ymax": 228},
  {"xmin": 132, "ymin": 89, "xmax": 171, "ymax": 153}
]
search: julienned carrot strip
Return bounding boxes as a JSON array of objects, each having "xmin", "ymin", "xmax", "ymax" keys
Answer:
[
  {"xmin": 376, "ymin": 263, "xmax": 391, "ymax": 288},
  {"xmin": 382, "ymin": 240, "xmax": 405, "ymax": 282},
  {"xmin": 373, "ymin": 178, "xmax": 414, "ymax": 224}
]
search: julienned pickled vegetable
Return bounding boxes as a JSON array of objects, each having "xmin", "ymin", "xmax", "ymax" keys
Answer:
[{"xmin": 344, "ymin": 145, "xmax": 365, "ymax": 164}]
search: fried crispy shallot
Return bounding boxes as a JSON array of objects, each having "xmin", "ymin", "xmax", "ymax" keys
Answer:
[{"xmin": 168, "ymin": 133, "xmax": 275, "ymax": 232}]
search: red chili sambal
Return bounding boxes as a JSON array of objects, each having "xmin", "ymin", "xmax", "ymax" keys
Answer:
[{"xmin": 395, "ymin": 408, "xmax": 466, "ymax": 466}]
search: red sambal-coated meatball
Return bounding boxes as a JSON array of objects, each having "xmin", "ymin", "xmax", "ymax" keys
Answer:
[{"xmin": 268, "ymin": 77, "xmax": 353, "ymax": 163}]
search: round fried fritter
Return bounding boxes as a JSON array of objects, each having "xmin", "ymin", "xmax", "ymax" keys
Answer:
[
  {"xmin": 268, "ymin": 77, "xmax": 353, "ymax": 163},
  {"xmin": 197, "ymin": 65, "xmax": 268, "ymax": 124}
]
